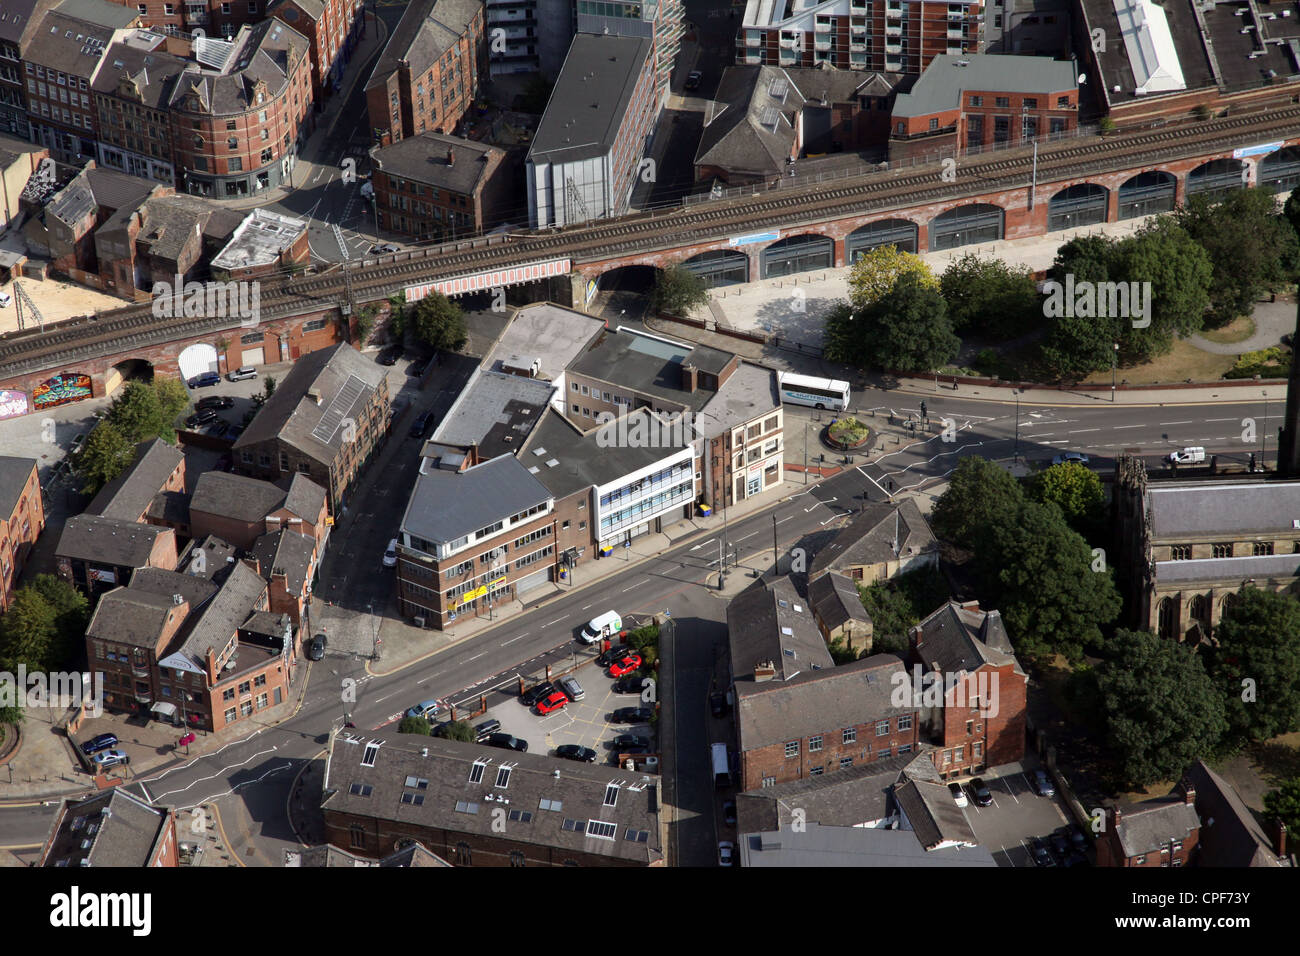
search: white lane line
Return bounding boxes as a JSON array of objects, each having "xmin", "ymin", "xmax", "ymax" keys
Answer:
[
  {"xmin": 1024, "ymin": 433, "xmax": 1054, "ymax": 438},
  {"xmin": 581, "ymin": 604, "xmax": 593, "ymax": 611},
  {"xmin": 1205, "ymin": 417, "xmax": 1241, "ymax": 422},
  {"xmin": 374, "ymin": 692, "xmax": 396, "ymax": 703},
  {"xmin": 540, "ymin": 618, "xmax": 565, "ymax": 628},
  {"xmin": 856, "ymin": 466, "xmax": 890, "ymax": 499},
  {"xmin": 735, "ymin": 532, "xmax": 758, "ymax": 541},
  {"xmin": 464, "ymin": 652, "xmax": 485, "ymax": 663},
  {"xmin": 1160, "ymin": 420, "xmax": 1194, "ymax": 425},
  {"xmin": 622, "ymin": 581, "xmax": 648, "ymax": 592},
  {"xmin": 776, "ymin": 515, "xmax": 795, "ymax": 524},
  {"xmin": 1112, "ymin": 424, "xmax": 1142, "ymax": 429},
  {"xmin": 1068, "ymin": 428, "xmax": 1100, "ymax": 434},
  {"xmin": 501, "ymin": 634, "xmax": 528, "ymax": 646},
  {"xmin": 1042, "ymin": 439, "xmax": 1068, "ymax": 444},
  {"xmin": 820, "ymin": 514, "xmax": 839, "ymax": 526}
]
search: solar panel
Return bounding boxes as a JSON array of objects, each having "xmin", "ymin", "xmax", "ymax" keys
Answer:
[
  {"xmin": 193, "ymin": 35, "xmax": 235, "ymax": 71},
  {"xmin": 311, "ymin": 374, "xmax": 367, "ymax": 444},
  {"xmin": 769, "ymin": 76, "xmax": 788, "ymax": 99},
  {"xmin": 761, "ymin": 107, "xmax": 780, "ymax": 129}
]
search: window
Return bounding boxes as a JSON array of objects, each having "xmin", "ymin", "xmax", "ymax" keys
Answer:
[
  {"xmin": 509, "ymin": 850, "xmax": 525, "ymax": 867},
  {"xmin": 929, "ymin": 118, "xmax": 938, "ymax": 131},
  {"xmin": 454, "ymin": 801, "xmax": 479, "ymax": 814},
  {"xmin": 1170, "ymin": 544, "xmax": 1192, "ymax": 561},
  {"xmin": 400, "ymin": 792, "xmax": 424, "ymax": 805},
  {"xmin": 840, "ymin": 757, "xmax": 853, "ymax": 769},
  {"xmin": 875, "ymin": 719, "xmax": 890, "ymax": 736},
  {"xmin": 809, "ymin": 735, "xmax": 823, "ymax": 752},
  {"xmin": 785, "ymin": 741, "xmax": 799, "ymax": 758},
  {"xmin": 1057, "ymin": 95, "xmax": 1070, "ymax": 108},
  {"xmin": 1135, "ymin": 855, "xmax": 1147, "ymax": 865},
  {"xmin": 1212, "ymin": 543, "xmax": 1232, "ymax": 558},
  {"xmin": 603, "ymin": 784, "xmax": 619, "ymax": 807},
  {"xmin": 1023, "ymin": 97, "xmax": 1038, "ymax": 109},
  {"xmin": 224, "ymin": 707, "xmax": 236, "ymax": 723},
  {"xmin": 969, "ymin": 94, "xmax": 982, "ymax": 107},
  {"xmin": 303, "ymin": 318, "xmax": 327, "ymax": 332},
  {"xmin": 995, "ymin": 96, "xmax": 1010, "ymax": 108},
  {"xmin": 350, "ymin": 826, "xmax": 365, "ymax": 848},
  {"xmin": 469, "ymin": 760, "xmax": 486, "ymax": 783},
  {"xmin": 586, "ymin": 820, "xmax": 617, "ymax": 840},
  {"xmin": 1254, "ymin": 542, "xmax": 1274, "ymax": 556},
  {"xmin": 507, "ymin": 809, "xmax": 532, "ymax": 823},
  {"xmin": 538, "ymin": 798, "xmax": 562, "ymax": 812},
  {"xmin": 809, "ymin": 766, "xmax": 824, "ymax": 776},
  {"xmin": 348, "ymin": 783, "xmax": 372, "ymax": 796},
  {"xmin": 229, "ymin": 156, "xmax": 242, "ymax": 171},
  {"xmin": 843, "ymin": 727, "xmax": 857, "ymax": 745},
  {"xmin": 361, "ymin": 742, "xmax": 380, "ymax": 767},
  {"xmin": 897, "ymin": 714, "xmax": 912, "ymax": 731},
  {"xmin": 762, "ymin": 775, "xmax": 775, "ymax": 787},
  {"xmin": 877, "ymin": 748, "xmax": 891, "ymax": 759},
  {"xmin": 455, "ymin": 842, "xmax": 471, "ymax": 865},
  {"xmin": 495, "ymin": 766, "xmax": 511, "ymax": 788}
]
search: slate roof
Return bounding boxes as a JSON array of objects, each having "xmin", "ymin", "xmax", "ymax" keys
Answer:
[
  {"xmin": 190, "ymin": 471, "xmax": 288, "ymax": 524},
  {"xmin": 23, "ymin": 5, "xmax": 136, "ymax": 79},
  {"xmin": 56, "ymin": 514, "xmax": 168, "ymax": 568},
  {"xmin": 808, "ymin": 571, "xmax": 869, "ymax": 633},
  {"xmin": 893, "ymin": 776, "xmax": 979, "ymax": 849},
  {"xmin": 371, "ymin": 132, "xmax": 504, "ymax": 194},
  {"xmin": 129, "ymin": 566, "xmax": 219, "ymax": 611},
  {"xmin": 251, "ymin": 528, "xmax": 315, "ymax": 594},
  {"xmin": 1114, "ymin": 796, "xmax": 1201, "ymax": 858},
  {"xmin": 321, "ymin": 734, "xmax": 663, "ymax": 864},
  {"xmin": 284, "ymin": 842, "xmax": 452, "ymax": 866},
  {"xmin": 176, "ymin": 535, "xmax": 238, "ymax": 580},
  {"xmin": 85, "ymin": 586, "xmax": 179, "ymax": 648},
  {"xmin": 232, "ymin": 343, "xmax": 386, "ymax": 463},
  {"xmin": 727, "ymin": 575, "xmax": 834, "ymax": 683},
  {"xmin": 1147, "ymin": 480, "xmax": 1300, "ymax": 539},
  {"xmin": 165, "ymin": 20, "xmax": 308, "ymax": 117},
  {"xmin": 86, "ymin": 438, "xmax": 183, "ymax": 522},
  {"xmin": 736, "ymin": 654, "xmax": 909, "ymax": 753},
  {"xmin": 1183, "ymin": 761, "xmax": 1286, "ymax": 867},
  {"xmin": 173, "ymin": 560, "xmax": 266, "ymax": 666},
  {"xmin": 568, "ymin": 325, "xmax": 734, "ymax": 412},
  {"xmin": 0, "ymin": 0, "xmax": 59, "ymax": 46},
  {"xmin": 281, "ymin": 472, "xmax": 326, "ymax": 521},
  {"xmin": 808, "ymin": 498, "xmax": 937, "ymax": 577},
  {"xmin": 401, "ymin": 453, "xmax": 551, "ymax": 547},
  {"xmin": 92, "ymin": 38, "xmax": 185, "ymax": 109},
  {"xmin": 734, "ymin": 753, "xmax": 913, "ymax": 834},
  {"xmin": 428, "ymin": 367, "xmax": 553, "ymax": 455},
  {"xmin": 528, "ymin": 33, "xmax": 653, "ymax": 165},
  {"xmin": 892, "ymin": 54, "xmax": 1079, "ymax": 118},
  {"xmin": 146, "ymin": 490, "xmax": 191, "ymax": 526},
  {"xmin": 695, "ymin": 65, "xmax": 799, "ymax": 178},
  {"xmin": 0, "ymin": 456, "xmax": 36, "ymax": 517},
  {"xmin": 740, "ymin": 822, "xmax": 996, "ymax": 867},
  {"xmin": 1156, "ymin": 553, "xmax": 1300, "ymax": 585},
  {"xmin": 41, "ymin": 789, "xmax": 171, "ymax": 867},
  {"xmin": 366, "ymin": 0, "xmax": 481, "ymax": 91},
  {"xmin": 911, "ymin": 601, "xmax": 1023, "ymax": 676}
]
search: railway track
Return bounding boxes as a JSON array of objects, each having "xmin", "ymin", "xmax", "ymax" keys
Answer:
[{"xmin": 3, "ymin": 105, "xmax": 1300, "ymax": 379}]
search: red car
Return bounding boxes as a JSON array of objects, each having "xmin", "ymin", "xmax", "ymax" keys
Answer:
[
  {"xmin": 608, "ymin": 654, "xmax": 643, "ymax": 678},
  {"xmin": 536, "ymin": 690, "xmax": 569, "ymax": 715}
]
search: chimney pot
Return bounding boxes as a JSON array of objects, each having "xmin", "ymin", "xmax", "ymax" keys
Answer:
[{"xmin": 447, "ymin": 148, "xmax": 454, "ymax": 167}]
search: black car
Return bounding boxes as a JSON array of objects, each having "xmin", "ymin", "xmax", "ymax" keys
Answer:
[
  {"xmin": 408, "ymin": 358, "xmax": 430, "ymax": 378},
  {"xmin": 685, "ymin": 70, "xmax": 703, "ymax": 90},
  {"xmin": 709, "ymin": 692, "xmax": 730, "ymax": 717},
  {"xmin": 966, "ymin": 778, "xmax": 994, "ymax": 807},
  {"xmin": 195, "ymin": 396, "xmax": 234, "ymax": 411},
  {"xmin": 1049, "ymin": 829, "xmax": 1071, "ymax": 859},
  {"xmin": 185, "ymin": 410, "xmax": 217, "ymax": 428},
  {"xmin": 408, "ymin": 412, "xmax": 431, "ymax": 440},
  {"xmin": 596, "ymin": 646, "xmax": 626, "ymax": 667},
  {"xmin": 1030, "ymin": 838, "xmax": 1056, "ymax": 867},
  {"xmin": 723, "ymin": 800, "xmax": 737, "ymax": 826},
  {"xmin": 474, "ymin": 719, "xmax": 501, "ymax": 741},
  {"xmin": 610, "ymin": 734, "xmax": 650, "ymax": 752},
  {"xmin": 555, "ymin": 744, "xmax": 597, "ymax": 763},
  {"xmin": 485, "ymin": 733, "xmax": 528, "ymax": 753},
  {"xmin": 307, "ymin": 633, "xmax": 327, "ymax": 661},
  {"xmin": 612, "ymin": 676, "xmax": 647, "ymax": 694},
  {"xmin": 519, "ymin": 682, "xmax": 556, "ymax": 707},
  {"xmin": 378, "ymin": 346, "xmax": 401, "ymax": 366},
  {"xmin": 611, "ymin": 706, "xmax": 654, "ymax": 724},
  {"xmin": 1065, "ymin": 823, "xmax": 1089, "ymax": 851},
  {"xmin": 81, "ymin": 733, "xmax": 119, "ymax": 756}
]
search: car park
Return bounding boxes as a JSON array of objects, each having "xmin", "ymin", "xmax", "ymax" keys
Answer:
[
  {"xmin": 307, "ymin": 633, "xmax": 327, "ymax": 660},
  {"xmin": 185, "ymin": 410, "xmax": 218, "ymax": 428},
  {"xmin": 1064, "ymin": 823, "xmax": 1088, "ymax": 851},
  {"xmin": 82, "ymin": 733, "xmax": 119, "ymax": 756},
  {"xmin": 196, "ymin": 396, "xmax": 234, "ymax": 410},
  {"xmin": 610, "ymin": 734, "xmax": 650, "ymax": 752},
  {"xmin": 555, "ymin": 744, "xmax": 597, "ymax": 762},
  {"xmin": 536, "ymin": 690, "xmax": 569, "ymax": 715},
  {"xmin": 611, "ymin": 706, "xmax": 653, "ymax": 724},
  {"xmin": 718, "ymin": 840, "xmax": 734, "ymax": 866},
  {"xmin": 1030, "ymin": 838, "xmax": 1056, "ymax": 867},
  {"xmin": 405, "ymin": 699, "xmax": 442, "ymax": 721},
  {"xmin": 383, "ymin": 538, "xmax": 398, "ymax": 568},
  {"xmin": 485, "ymin": 733, "xmax": 528, "ymax": 752},
  {"xmin": 1049, "ymin": 829, "xmax": 1070, "ymax": 860},
  {"xmin": 608, "ymin": 654, "xmax": 642, "ymax": 678},
  {"xmin": 1062, "ymin": 849, "xmax": 1088, "ymax": 867},
  {"xmin": 93, "ymin": 749, "xmax": 129, "ymax": 769},
  {"xmin": 966, "ymin": 778, "xmax": 994, "ymax": 807},
  {"xmin": 596, "ymin": 646, "xmax": 627, "ymax": 667},
  {"xmin": 1032, "ymin": 769, "xmax": 1055, "ymax": 797},
  {"xmin": 408, "ymin": 358, "xmax": 430, "ymax": 378},
  {"xmin": 558, "ymin": 675, "xmax": 585, "ymax": 701},
  {"xmin": 949, "ymin": 781, "xmax": 969, "ymax": 808},
  {"xmin": 474, "ymin": 719, "xmax": 501, "ymax": 741},
  {"xmin": 613, "ymin": 676, "xmax": 647, "ymax": 695},
  {"xmin": 519, "ymin": 682, "xmax": 555, "ymax": 707},
  {"xmin": 228, "ymin": 366, "xmax": 258, "ymax": 382},
  {"xmin": 1051, "ymin": 452, "xmax": 1089, "ymax": 466},
  {"xmin": 188, "ymin": 371, "xmax": 220, "ymax": 388}
]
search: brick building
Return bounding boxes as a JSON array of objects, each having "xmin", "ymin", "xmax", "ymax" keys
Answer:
[
  {"xmin": 232, "ymin": 343, "xmax": 389, "ymax": 513},
  {"xmin": 0, "ymin": 134, "xmax": 49, "ymax": 230},
  {"xmin": 56, "ymin": 513, "xmax": 178, "ymax": 596},
  {"xmin": 364, "ymin": 0, "xmax": 483, "ymax": 146},
  {"xmin": 1096, "ymin": 782, "xmax": 1201, "ymax": 868},
  {"xmin": 0, "ymin": 456, "xmax": 44, "ymax": 611},
  {"xmin": 269, "ymin": 0, "xmax": 364, "ymax": 108},
  {"xmin": 91, "ymin": 32, "xmax": 185, "ymax": 184},
  {"xmin": 40, "ymin": 789, "xmax": 178, "ymax": 867},
  {"xmin": 808, "ymin": 497, "xmax": 937, "ymax": 585},
  {"xmin": 320, "ymin": 733, "xmax": 665, "ymax": 865},
  {"xmin": 84, "ymin": 437, "xmax": 186, "ymax": 525},
  {"xmin": 726, "ymin": 575, "xmax": 919, "ymax": 791},
  {"xmin": 109, "ymin": 0, "xmax": 265, "ymax": 40},
  {"xmin": 0, "ymin": 0, "xmax": 59, "ymax": 140},
  {"xmin": 369, "ymin": 131, "xmax": 513, "ymax": 242},
  {"xmin": 189, "ymin": 469, "xmax": 327, "ymax": 551}
]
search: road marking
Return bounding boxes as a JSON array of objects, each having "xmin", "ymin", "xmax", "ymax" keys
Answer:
[
  {"xmin": 622, "ymin": 581, "xmax": 648, "ymax": 592},
  {"xmin": 374, "ymin": 692, "xmax": 396, "ymax": 703},
  {"xmin": 776, "ymin": 515, "xmax": 795, "ymax": 524},
  {"xmin": 1068, "ymin": 428, "xmax": 1099, "ymax": 434},
  {"xmin": 501, "ymin": 634, "xmax": 528, "ymax": 645},
  {"xmin": 1112, "ymin": 424, "xmax": 1142, "ymax": 429},
  {"xmin": 1024, "ymin": 433, "xmax": 1054, "ymax": 438},
  {"xmin": 820, "ymin": 514, "xmax": 839, "ymax": 526},
  {"xmin": 735, "ymin": 531, "xmax": 758, "ymax": 541},
  {"xmin": 541, "ymin": 618, "xmax": 565, "ymax": 628},
  {"xmin": 581, "ymin": 604, "xmax": 592, "ymax": 611},
  {"xmin": 464, "ymin": 652, "xmax": 485, "ymax": 663},
  {"xmin": 1159, "ymin": 420, "xmax": 1194, "ymax": 425}
]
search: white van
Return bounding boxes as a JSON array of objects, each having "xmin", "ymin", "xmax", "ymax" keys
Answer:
[
  {"xmin": 580, "ymin": 610, "xmax": 622, "ymax": 644},
  {"xmin": 1169, "ymin": 446, "xmax": 1206, "ymax": 464}
]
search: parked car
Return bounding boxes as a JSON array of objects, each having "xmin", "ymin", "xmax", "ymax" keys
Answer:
[
  {"xmin": 1168, "ymin": 446, "xmax": 1206, "ymax": 465},
  {"xmin": 307, "ymin": 633, "xmax": 327, "ymax": 660},
  {"xmin": 722, "ymin": 800, "xmax": 737, "ymax": 826},
  {"xmin": 196, "ymin": 396, "xmax": 234, "ymax": 410},
  {"xmin": 558, "ymin": 675, "xmax": 585, "ymax": 701},
  {"xmin": 408, "ymin": 412, "xmax": 432, "ymax": 440},
  {"xmin": 685, "ymin": 70, "xmax": 703, "ymax": 90},
  {"xmin": 554, "ymin": 744, "xmax": 597, "ymax": 763},
  {"xmin": 408, "ymin": 358, "xmax": 430, "ymax": 378},
  {"xmin": 378, "ymin": 346, "xmax": 401, "ymax": 366},
  {"xmin": 473, "ymin": 719, "xmax": 501, "ymax": 741},
  {"xmin": 966, "ymin": 778, "xmax": 993, "ymax": 807},
  {"xmin": 536, "ymin": 690, "xmax": 569, "ymax": 715},
  {"xmin": 93, "ymin": 749, "xmax": 129, "ymax": 769},
  {"xmin": 1062, "ymin": 849, "xmax": 1089, "ymax": 867},
  {"xmin": 1049, "ymin": 829, "xmax": 1071, "ymax": 859},
  {"xmin": 718, "ymin": 840, "xmax": 734, "ymax": 866},
  {"xmin": 1032, "ymin": 769, "xmax": 1056, "ymax": 798},
  {"xmin": 227, "ymin": 366, "xmax": 258, "ymax": 382},
  {"xmin": 187, "ymin": 371, "xmax": 220, "ymax": 388},
  {"xmin": 613, "ymin": 676, "xmax": 647, "ymax": 695},
  {"xmin": 81, "ymin": 733, "xmax": 119, "ymax": 756},
  {"xmin": 382, "ymin": 538, "xmax": 398, "ymax": 568},
  {"xmin": 185, "ymin": 410, "xmax": 217, "ymax": 428},
  {"xmin": 948, "ymin": 781, "xmax": 969, "ymax": 808},
  {"xmin": 1051, "ymin": 451, "xmax": 1090, "ymax": 466},
  {"xmin": 1064, "ymin": 823, "xmax": 1088, "ymax": 851},
  {"xmin": 370, "ymin": 243, "xmax": 399, "ymax": 254},
  {"xmin": 610, "ymin": 734, "xmax": 650, "ymax": 752},
  {"xmin": 485, "ymin": 733, "xmax": 528, "ymax": 753},
  {"xmin": 608, "ymin": 654, "xmax": 642, "ymax": 678},
  {"xmin": 611, "ymin": 706, "xmax": 653, "ymax": 723},
  {"xmin": 519, "ymin": 682, "xmax": 556, "ymax": 707},
  {"xmin": 1030, "ymin": 837, "xmax": 1056, "ymax": 867},
  {"xmin": 405, "ymin": 699, "xmax": 441, "ymax": 721},
  {"xmin": 710, "ymin": 692, "xmax": 730, "ymax": 717},
  {"xmin": 596, "ymin": 646, "xmax": 627, "ymax": 667},
  {"xmin": 0, "ymin": 290, "xmax": 11, "ymax": 307}
]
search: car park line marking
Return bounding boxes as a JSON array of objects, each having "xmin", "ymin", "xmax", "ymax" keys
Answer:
[{"xmin": 820, "ymin": 514, "xmax": 839, "ymax": 526}]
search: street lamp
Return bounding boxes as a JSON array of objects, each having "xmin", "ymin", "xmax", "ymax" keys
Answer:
[
  {"xmin": 1013, "ymin": 388, "xmax": 1021, "ymax": 463},
  {"xmin": 1112, "ymin": 342, "xmax": 1119, "ymax": 402},
  {"xmin": 1262, "ymin": 389, "xmax": 1269, "ymax": 469}
]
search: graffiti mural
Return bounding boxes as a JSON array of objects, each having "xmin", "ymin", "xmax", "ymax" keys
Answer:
[
  {"xmin": 32, "ymin": 372, "xmax": 92, "ymax": 409},
  {"xmin": 0, "ymin": 389, "xmax": 29, "ymax": 420}
]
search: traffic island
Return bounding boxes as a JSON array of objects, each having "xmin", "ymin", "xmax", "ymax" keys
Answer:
[{"xmin": 824, "ymin": 416, "xmax": 872, "ymax": 453}]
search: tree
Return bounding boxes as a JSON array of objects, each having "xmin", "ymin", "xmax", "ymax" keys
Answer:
[
  {"xmin": 408, "ymin": 292, "xmax": 468, "ymax": 352},
  {"xmin": 105, "ymin": 378, "xmax": 186, "ymax": 445},
  {"xmin": 72, "ymin": 420, "xmax": 134, "ymax": 496},
  {"xmin": 30, "ymin": 574, "xmax": 88, "ymax": 668},
  {"xmin": 263, "ymin": 375, "xmax": 277, "ymax": 400},
  {"xmin": 857, "ymin": 565, "xmax": 950, "ymax": 652},
  {"xmin": 854, "ymin": 272, "xmax": 960, "ymax": 373},
  {"xmin": 1098, "ymin": 629, "xmax": 1227, "ymax": 788},
  {"xmin": 1040, "ymin": 309, "xmax": 1124, "ymax": 381},
  {"xmin": 930, "ymin": 457, "xmax": 1023, "ymax": 552},
  {"xmin": 982, "ymin": 499, "xmax": 1121, "ymax": 661},
  {"xmin": 353, "ymin": 306, "xmax": 378, "ymax": 346},
  {"xmin": 0, "ymin": 588, "xmax": 57, "ymax": 673},
  {"xmin": 1263, "ymin": 777, "xmax": 1300, "ymax": 843},
  {"xmin": 441, "ymin": 720, "xmax": 477, "ymax": 742},
  {"xmin": 397, "ymin": 716, "xmax": 430, "ymax": 735},
  {"xmin": 939, "ymin": 252, "xmax": 1040, "ymax": 338},
  {"xmin": 649, "ymin": 265, "xmax": 709, "ymax": 316},
  {"xmin": 1207, "ymin": 588, "xmax": 1300, "ymax": 744},
  {"xmin": 846, "ymin": 244, "xmax": 938, "ymax": 313},
  {"xmin": 1111, "ymin": 217, "xmax": 1213, "ymax": 362},
  {"xmin": 1028, "ymin": 462, "xmax": 1106, "ymax": 541},
  {"xmin": 1175, "ymin": 188, "xmax": 1300, "ymax": 328}
]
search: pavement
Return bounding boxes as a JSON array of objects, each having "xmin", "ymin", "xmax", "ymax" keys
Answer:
[{"xmin": 1188, "ymin": 300, "xmax": 1296, "ymax": 354}]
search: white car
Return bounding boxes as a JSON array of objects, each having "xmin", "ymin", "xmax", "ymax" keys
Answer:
[
  {"xmin": 0, "ymin": 291, "xmax": 11, "ymax": 307},
  {"xmin": 383, "ymin": 538, "xmax": 398, "ymax": 568},
  {"xmin": 228, "ymin": 366, "xmax": 258, "ymax": 382},
  {"xmin": 718, "ymin": 840, "xmax": 734, "ymax": 867},
  {"xmin": 93, "ymin": 749, "xmax": 129, "ymax": 769},
  {"xmin": 948, "ymin": 782, "xmax": 969, "ymax": 808}
]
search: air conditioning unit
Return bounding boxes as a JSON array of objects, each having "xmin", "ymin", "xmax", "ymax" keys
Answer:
[{"xmin": 413, "ymin": 616, "xmax": 426, "ymax": 628}]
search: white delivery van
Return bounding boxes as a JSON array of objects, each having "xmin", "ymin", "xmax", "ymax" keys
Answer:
[
  {"xmin": 1169, "ymin": 446, "xmax": 1206, "ymax": 464},
  {"xmin": 580, "ymin": 610, "xmax": 623, "ymax": 644},
  {"xmin": 712, "ymin": 742, "xmax": 731, "ymax": 789}
]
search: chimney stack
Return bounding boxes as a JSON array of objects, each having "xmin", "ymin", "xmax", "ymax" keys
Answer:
[
  {"xmin": 446, "ymin": 148, "xmax": 455, "ymax": 167},
  {"xmin": 680, "ymin": 363, "xmax": 698, "ymax": 392},
  {"xmin": 1273, "ymin": 819, "xmax": 1288, "ymax": 858}
]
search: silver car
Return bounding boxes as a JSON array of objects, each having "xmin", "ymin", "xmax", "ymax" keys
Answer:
[{"xmin": 558, "ymin": 675, "xmax": 585, "ymax": 701}]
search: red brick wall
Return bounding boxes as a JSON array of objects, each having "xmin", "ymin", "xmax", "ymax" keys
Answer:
[
  {"xmin": 0, "ymin": 460, "xmax": 44, "ymax": 610},
  {"xmin": 739, "ymin": 710, "xmax": 920, "ymax": 791}
]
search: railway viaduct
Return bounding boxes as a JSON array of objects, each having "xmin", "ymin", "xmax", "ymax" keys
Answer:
[{"xmin": 0, "ymin": 103, "xmax": 1298, "ymax": 420}]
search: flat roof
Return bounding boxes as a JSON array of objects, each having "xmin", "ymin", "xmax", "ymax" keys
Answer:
[
  {"xmin": 892, "ymin": 54, "xmax": 1079, "ymax": 118},
  {"xmin": 1113, "ymin": 0, "xmax": 1185, "ymax": 94},
  {"xmin": 569, "ymin": 325, "xmax": 734, "ymax": 413},
  {"xmin": 429, "ymin": 367, "xmax": 554, "ymax": 458},
  {"xmin": 486, "ymin": 303, "xmax": 604, "ymax": 381},
  {"xmin": 401, "ymin": 453, "xmax": 553, "ymax": 546},
  {"xmin": 697, "ymin": 362, "xmax": 778, "ymax": 437},
  {"xmin": 210, "ymin": 208, "xmax": 307, "ymax": 271}
]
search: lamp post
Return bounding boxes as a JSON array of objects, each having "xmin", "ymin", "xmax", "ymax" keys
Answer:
[
  {"xmin": 1013, "ymin": 389, "xmax": 1021, "ymax": 464},
  {"xmin": 1262, "ymin": 389, "xmax": 1269, "ymax": 469},
  {"xmin": 1111, "ymin": 342, "xmax": 1119, "ymax": 402}
]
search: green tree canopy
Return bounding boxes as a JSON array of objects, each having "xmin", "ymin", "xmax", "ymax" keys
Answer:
[
  {"xmin": 856, "ymin": 564, "xmax": 951, "ymax": 654},
  {"xmin": 30, "ymin": 574, "xmax": 88, "ymax": 668},
  {"xmin": 1263, "ymin": 777, "xmax": 1300, "ymax": 844},
  {"xmin": 939, "ymin": 252, "xmax": 1040, "ymax": 339},
  {"xmin": 107, "ymin": 378, "xmax": 188, "ymax": 445},
  {"xmin": 854, "ymin": 271, "xmax": 960, "ymax": 373},
  {"xmin": 929, "ymin": 457, "xmax": 1022, "ymax": 553},
  {"xmin": 1112, "ymin": 218, "xmax": 1213, "ymax": 362},
  {"xmin": 846, "ymin": 244, "xmax": 938, "ymax": 313},
  {"xmin": 1208, "ymin": 587, "xmax": 1300, "ymax": 744},
  {"xmin": 408, "ymin": 292, "xmax": 468, "ymax": 352},
  {"xmin": 1028, "ymin": 462, "xmax": 1106, "ymax": 541},
  {"xmin": 0, "ymin": 587, "xmax": 58, "ymax": 672},
  {"xmin": 649, "ymin": 264, "xmax": 709, "ymax": 316},
  {"xmin": 1098, "ymin": 629, "xmax": 1228, "ymax": 789},
  {"xmin": 397, "ymin": 715, "xmax": 430, "ymax": 735},
  {"xmin": 72, "ymin": 420, "xmax": 134, "ymax": 496},
  {"xmin": 440, "ymin": 719, "xmax": 477, "ymax": 742}
]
